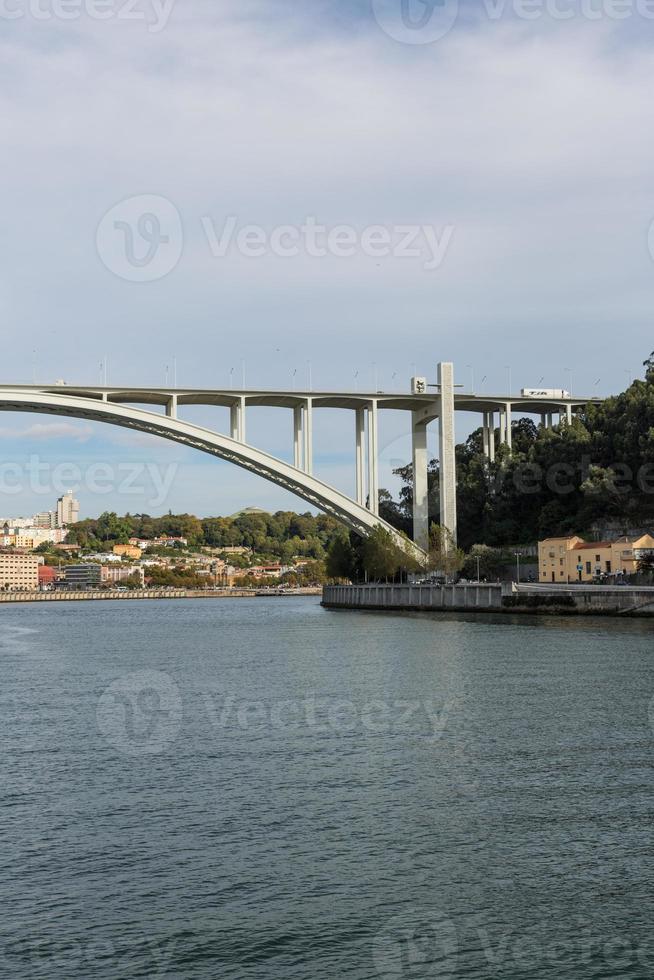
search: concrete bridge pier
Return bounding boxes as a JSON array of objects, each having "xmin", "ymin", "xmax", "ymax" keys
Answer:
[
  {"xmin": 293, "ymin": 405, "xmax": 303, "ymax": 469},
  {"xmin": 231, "ymin": 396, "xmax": 246, "ymax": 443},
  {"xmin": 303, "ymin": 398, "xmax": 313, "ymax": 475},
  {"xmin": 482, "ymin": 411, "xmax": 496, "ymax": 462},
  {"xmin": 367, "ymin": 400, "xmax": 379, "ymax": 515},
  {"xmin": 560, "ymin": 404, "xmax": 573, "ymax": 426},
  {"xmin": 498, "ymin": 403, "xmax": 512, "ymax": 449},
  {"xmin": 409, "ymin": 362, "xmax": 458, "ymax": 551},
  {"xmin": 412, "ymin": 412, "xmax": 429, "ymax": 552},
  {"xmin": 438, "ymin": 362, "xmax": 457, "ymax": 548},
  {"xmin": 355, "ymin": 407, "xmax": 366, "ymax": 507}
]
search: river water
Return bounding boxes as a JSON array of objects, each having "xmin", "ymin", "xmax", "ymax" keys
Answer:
[{"xmin": 2, "ymin": 598, "xmax": 654, "ymax": 979}]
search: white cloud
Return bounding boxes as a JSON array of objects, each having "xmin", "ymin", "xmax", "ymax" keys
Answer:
[{"xmin": 0, "ymin": 421, "xmax": 94, "ymax": 442}]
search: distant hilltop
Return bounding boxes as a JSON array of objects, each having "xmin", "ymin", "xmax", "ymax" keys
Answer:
[{"xmin": 229, "ymin": 507, "xmax": 271, "ymax": 518}]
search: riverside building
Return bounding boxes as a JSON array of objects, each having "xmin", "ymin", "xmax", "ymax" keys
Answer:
[
  {"xmin": 539, "ymin": 534, "xmax": 654, "ymax": 583},
  {"xmin": 62, "ymin": 565, "xmax": 102, "ymax": 590},
  {"xmin": 0, "ymin": 554, "xmax": 41, "ymax": 591}
]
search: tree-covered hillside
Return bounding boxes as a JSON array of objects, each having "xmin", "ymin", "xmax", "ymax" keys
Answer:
[{"xmin": 66, "ymin": 510, "xmax": 344, "ymax": 562}]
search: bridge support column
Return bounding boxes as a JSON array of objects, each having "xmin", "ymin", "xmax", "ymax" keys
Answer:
[
  {"xmin": 412, "ymin": 413, "xmax": 429, "ymax": 552},
  {"xmin": 438, "ymin": 362, "xmax": 457, "ymax": 547},
  {"xmin": 293, "ymin": 405, "xmax": 303, "ymax": 469},
  {"xmin": 482, "ymin": 413, "xmax": 490, "ymax": 458},
  {"xmin": 564, "ymin": 404, "xmax": 573, "ymax": 425},
  {"xmin": 355, "ymin": 407, "xmax": 365, "ymax": 506},
  {"xmin": 498, "ymin": 404, "xmax": 512, "ymax": 448},
  {"xmin": 488, "ymin": 412, "xmax": 495, "ymax": 462},
  {"xmin": 303, "ymin": 398, "xmax": 313, "ymax": 475},
  {"xmin": 231, "ymin": 397, "xmax": 246, "ymax": 443},
  {"xmin": 368, "ymin": 400, "xmax": 379, "ymax": 516},
  {"xmin": 166, "ymin": 395, "xmax": 177, "ymax": 419}
]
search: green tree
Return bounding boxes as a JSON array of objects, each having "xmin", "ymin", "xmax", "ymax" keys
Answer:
[
  {"xmin": 461, "ymin": 544, "xmax": 505, "ymax": 581},
  {"xmin": 644, "ymin": 351, "xmax": 654, "ymax": 384},
  {"xmin": 425, "ymin": 524, "xmax": 465, "ymax": 580},
  {"xmin": 637, "ymin": 552, "xmax": 654, "ymax": 577},
  {"xmin": 33, "ymin": 541, "xmax": 54, "ymax": 555},
  {"xmin": 326, "ymin": 534, "xmax": 358, "ymax": 581},
  {"xmin": 94, "ymin": 512, "xmax": 133, "ymax": 543},
  {"xmin": 360, "ymin": 526, "xmax": 413, "ymax": 581}
]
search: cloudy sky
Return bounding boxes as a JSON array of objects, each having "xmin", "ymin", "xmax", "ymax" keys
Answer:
[{"xmin": 1, "ymin": 0, "xmax": 652, "ymax": 518}]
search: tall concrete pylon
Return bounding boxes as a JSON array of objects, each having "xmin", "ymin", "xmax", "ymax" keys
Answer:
[
  {"xmin": 411, "ymin": 362, "xmax": 458, "ymax": 551},
  {"xmin": 411, "ymin": 411, "xmax": 429, "ymax": 553},
  {"xmin": 438, "ymin": 362, "xmax": 458, "ymax": 548}
]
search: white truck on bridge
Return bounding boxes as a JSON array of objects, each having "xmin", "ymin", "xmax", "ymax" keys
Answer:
[{"xmin": 521, "ymin": 388, "xmax": 570, "ymax": 399}]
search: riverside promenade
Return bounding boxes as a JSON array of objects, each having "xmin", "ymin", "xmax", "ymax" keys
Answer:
[
  {"xmin": 0, "ymin": 587, "xmax": 321, "ymax": 604},
  {"xmin": 323, "ymin": 583, "xmax": 504, "ymax": 612},
  {"xmin": 323, "ymin": 583, "xmax": 654, "ymax": 617},
  {"xmin": 513, "ymin": 583, "xmax": 654, "ymax": 615}
]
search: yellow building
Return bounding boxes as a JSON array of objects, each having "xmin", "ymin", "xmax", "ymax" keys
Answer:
[
  {"xmin": 539, "ymin": 534, "xmax": 654, "ymax": 583},
  {"xmin": 15, "ymin": 535, "xmax": 36, "ymax": 550},
  {"xmin": 0, "ymin": 554, "xmax": 42, "ymax": 591},
  {"xmin": 113, "ymin": 544, "xmax": 142, "ymax": 560}
]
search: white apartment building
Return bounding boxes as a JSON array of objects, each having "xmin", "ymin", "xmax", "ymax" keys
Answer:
[
  {"xmin": 57, "ymin": 492, "xmax": 80, "ymax": 527},
  {"xmin": 34, "ymin": 511, "xmax": 58, "ymax": 529}
]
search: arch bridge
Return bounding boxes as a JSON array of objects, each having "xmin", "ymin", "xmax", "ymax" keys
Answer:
[{"xmin": 0, "ymin": 364, "xmax": 597, "ymax": 553}]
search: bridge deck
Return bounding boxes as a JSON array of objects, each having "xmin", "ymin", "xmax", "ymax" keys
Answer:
[{"xmin": 0, "ymin": 384, "xmax": 600, "ymax": 414}]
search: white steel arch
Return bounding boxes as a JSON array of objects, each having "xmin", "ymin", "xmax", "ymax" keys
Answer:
[{"xmin": 0, "ymin": 389, "xmax": 420, "ymax": 555}]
